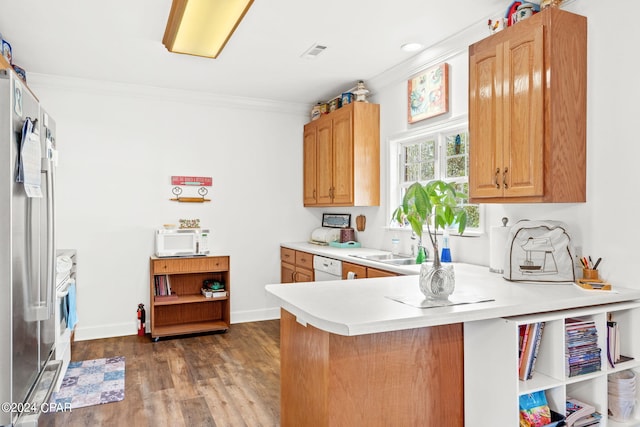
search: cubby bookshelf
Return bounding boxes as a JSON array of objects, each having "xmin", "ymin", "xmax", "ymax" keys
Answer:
[
  {"xmin": 149, "ymin": 255, "xmax": 230, "ymax": 341},
  {"xmin": 464, "ymin": 301, "xmax": 640, "ymax": 426}
]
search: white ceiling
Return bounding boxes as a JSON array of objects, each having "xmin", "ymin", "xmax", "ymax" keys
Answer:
[{"xmin": 0, "ymin": 0, "xmax": 504, "ymax": 105}]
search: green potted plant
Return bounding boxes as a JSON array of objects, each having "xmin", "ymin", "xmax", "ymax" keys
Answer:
[{"xmin": 391, "ymin": 180, "xmax": 467, "ymax": 299}]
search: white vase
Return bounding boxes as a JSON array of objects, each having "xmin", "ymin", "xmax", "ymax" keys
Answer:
[{"xmin": 419, "ymin": 254, "xmax": 455, "ymax": 300}]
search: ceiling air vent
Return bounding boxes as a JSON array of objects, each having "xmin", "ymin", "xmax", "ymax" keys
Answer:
[{"xmin": 301, "ymin": 43, "xmax": 327, "ymax": 59}]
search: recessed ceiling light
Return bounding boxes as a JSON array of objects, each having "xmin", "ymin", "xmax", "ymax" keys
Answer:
[{"xmin": 401, "ymin": 42, "xmax": 423, "ymax": 52}]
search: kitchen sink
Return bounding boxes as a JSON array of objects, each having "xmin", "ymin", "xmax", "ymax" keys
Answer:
[
  {"xmin": 381, "ymin": 258, "xmax": 418, "ymax": 265},
  {"xmin": 349, "ymin": 254, "xmax": 417, "ymax": 265}
]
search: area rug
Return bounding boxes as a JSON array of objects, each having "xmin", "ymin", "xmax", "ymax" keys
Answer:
[{"xmin": 51, "ymin": 356, "xmax": 125, "ymax": 410}]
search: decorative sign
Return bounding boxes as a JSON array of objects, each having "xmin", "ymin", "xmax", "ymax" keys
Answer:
[{"xmin": 171, "ymin": 176, "xmax": 212, "ymax": 186}]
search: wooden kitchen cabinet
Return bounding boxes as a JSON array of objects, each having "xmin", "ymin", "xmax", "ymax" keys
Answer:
[
  {"xmin": 303, "ymin": 102, "xmax": 380, "ymax": 207},
  {"xmin": 366, "ymin": 267, "xmax": 398, "ymax": 278},
  {"xmin": 280, "ymin": 247, "xmax": 314, "ymax": 283},
  {"xmin": 342, "ymin": 262, "xmax": 367, "ymax": 280},
  {"xmin": 342, "ymin": 261, "xmax": 399, "ymax": 279},
  {"xmin": 149, "ymin": 256, "xmax": 230, "ymax": 341},
  {"xmin": 468, "ymin": 8, "xmax": 586, "ymax": 203}
]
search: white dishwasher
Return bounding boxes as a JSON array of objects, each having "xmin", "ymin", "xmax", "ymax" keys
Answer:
[{"xmin": 313, "ymin": 255, "xmax": 342, "ymax": 281}]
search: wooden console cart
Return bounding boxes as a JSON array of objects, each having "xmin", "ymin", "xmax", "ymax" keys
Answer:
[{"xmin": 149, "ymin": 255, "xmax": 230, "ymax": 341}]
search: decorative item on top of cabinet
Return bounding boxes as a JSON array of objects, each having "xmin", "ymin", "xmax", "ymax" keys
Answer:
[
  {"xmin": 353, "ymin": 80, "xmax": 369, "ymax": 102},
  {"xmin": 303, "ymin": 102, "xmax": 380, "ymax": 207},
  {"xmin": 468, "ymin": 7, "xmax": 586, "ymax": 203}
]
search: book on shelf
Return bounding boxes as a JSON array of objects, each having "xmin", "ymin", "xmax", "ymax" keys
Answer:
[
  {"xmin": 154, "ymin": 274, "xmax": 175, "ymax": 298},
  {"xmin": 607, "ymin": 320, "xmax": 635, "ymax": 368},
  {"xmin": 565, "ymin": 317, "xmax": 600, "ymax": 377},
  {"xmin": 519, "ymin": 322, "xmax": 545, "ymax": 381},
  {"xmin": 518, "ymin": 390, "xmax": 552, "ymax": 427},
  {"xmin": 573, "ymin": 411, "xmax": 601, "ymax": 427},
  {"xmin": 565, "ymin": 398, "xmax": 596, "ymax": 427}
]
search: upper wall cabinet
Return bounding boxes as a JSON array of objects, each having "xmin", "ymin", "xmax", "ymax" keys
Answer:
[
  {"xmin": 468, "ymin": 8, "xmax": 587, "ymax": 203},
  {"xmin": 304, "ymin": 102, "xmax": 380, "ymax": 207}
]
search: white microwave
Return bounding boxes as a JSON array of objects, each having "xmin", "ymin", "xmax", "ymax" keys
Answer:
[{"xmin": 155, "ymin": 228, "xmax": 210, "ymax": 257}]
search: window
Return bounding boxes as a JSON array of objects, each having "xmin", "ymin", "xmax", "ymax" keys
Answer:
[{"xmin": 390, "ymin": 118, "xmax": 482, "ymax": 233}]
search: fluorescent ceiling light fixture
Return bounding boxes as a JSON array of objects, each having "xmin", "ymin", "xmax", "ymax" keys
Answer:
[
  {"xmin": 163, "ymin": 0, "xmax": 254, "ymax": 59},
  {"xmin": 401, "ymin": 42, "xmax": 424, "ymax": 52}
]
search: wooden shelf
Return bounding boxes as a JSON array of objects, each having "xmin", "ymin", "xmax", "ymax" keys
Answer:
[
  {"xmin": 152, "ymin": 320, "xmax": 229, "ymax": 338},
  {"xmin": 154, "ymin": 294, "xmax": 229, "ymax": 305},
  {"xmin": 150, "ymin": 256, "xmax": 230, "ymax": 340}
]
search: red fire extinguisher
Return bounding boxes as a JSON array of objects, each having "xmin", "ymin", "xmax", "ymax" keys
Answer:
[{"xmin": 137, "ymin": 303, "xmax": 146, "ymax": 336}]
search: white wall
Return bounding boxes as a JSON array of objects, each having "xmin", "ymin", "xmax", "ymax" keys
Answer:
[
  {"xmin": 27, "ymin": 0, "xmax": 640, "ymax": 340},
  {"xmin": 364, "ymin": 0, "xmax": 640, "ymax": 287},
  {"xmin": 29, "ymin": 76, "xmax": 318, "ymax": 340}
]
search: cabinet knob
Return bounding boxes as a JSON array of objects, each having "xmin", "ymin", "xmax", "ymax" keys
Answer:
[
  {"xmin": 503, "ymin": 167, "xmax": 509, "ymax": 189},
  {"xmin": 495, "ymin": 168, "xmax": 500, "ymax": 189}
]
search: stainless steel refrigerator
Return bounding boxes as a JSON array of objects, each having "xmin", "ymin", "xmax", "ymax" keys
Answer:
[{"xmin": 0, "ymin": 67, "xmax": 62, "ymax": 426}]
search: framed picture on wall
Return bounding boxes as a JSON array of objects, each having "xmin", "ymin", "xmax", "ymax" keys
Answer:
[{"xmin": 407, "ymin": 62, "xmax": 449, "ymax": 124}]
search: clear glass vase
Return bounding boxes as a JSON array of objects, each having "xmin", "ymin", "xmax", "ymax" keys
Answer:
[{"xmin": 419, "ymin": 250, "xmax": 455, "ymax": 300}]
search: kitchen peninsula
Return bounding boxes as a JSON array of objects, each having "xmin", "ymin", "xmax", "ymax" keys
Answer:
[{"xmin": 265, "ymin": 263, "xmax": 640, "ymax": 426}]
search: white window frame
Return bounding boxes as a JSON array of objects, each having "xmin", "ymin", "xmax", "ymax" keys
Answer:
[{"xmin": 388, "ymin": 115, "xmax": 485, "ymax": 236}]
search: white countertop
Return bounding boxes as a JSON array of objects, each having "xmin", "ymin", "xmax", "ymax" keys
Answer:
[
  {"xmin": 266, "ymin": 262, "xmax": 640, "ymax": 336},
  {"xmin": 281, "ymin": 241, "xmax": 422, "ymax": 275}
]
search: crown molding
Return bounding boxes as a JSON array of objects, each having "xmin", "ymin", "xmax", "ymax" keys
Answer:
[{"xmin": 27, "ymin": 73, "xmax": 310, "ymax": 117}]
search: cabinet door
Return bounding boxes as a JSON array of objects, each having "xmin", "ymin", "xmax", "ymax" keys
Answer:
[
  {"xmin": 502, "ymin": 25, "xmax": 544, "ymax": 198},
  {"xmin": 367, "ymin": 268, "xmax": 397, "ymax": 278},
  {"xmin": 342, "ymin": 262, "xmax": 367, "ymax": 280},
  {"xmin": 303, "ymin": 125, "xmax": 318, "ymax": 206},
  {"xmin": 316, "ymin": 119, "xmax": 333, "ymax": 205},
  {"xmin": 295, "ymin": 267, "xmax": 314, "ymax": 282},
  {"xmin": 331, "ymin": 108, "xmax": 354, "ymax": 205},
  {"xmin": 295, "ymin": 251, "xmax": 314, "ymax": 271},
  {"xmin": 281, "ymin": 261, "xmax": 296, "ymax": 284},
  {"xmin": 470, "ymin": 23, "xmax": 545, "ymax": 200},
  {"xmin": 469, "ymin": 42, "xmax": 504, "ymax": 199}
]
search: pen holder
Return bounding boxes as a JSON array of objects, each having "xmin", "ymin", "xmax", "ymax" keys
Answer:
[{"xmin": 583, "ymin": 268, "xmax": 599, "ymax": 280}]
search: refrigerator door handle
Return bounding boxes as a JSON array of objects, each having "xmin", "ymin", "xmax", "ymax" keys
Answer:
[
  {"xmin": 43, "ymin": 155, "xmax": 56, "ymax": 317},
  {"xmin": 41, "ymin": 156, "xmax": 55, "ymax": 319}
]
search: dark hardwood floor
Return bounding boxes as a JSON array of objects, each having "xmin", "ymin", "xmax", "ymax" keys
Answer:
[{"xmin": 40, "ymin": 320, "xmax": 281, "ymax": 427}]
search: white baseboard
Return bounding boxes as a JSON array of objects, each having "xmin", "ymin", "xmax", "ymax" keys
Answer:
[
  {"xmin": 231, "ymin": 307, "xmax": 281, "ymax": 324},
  {"xmin": 73, "ymin": 307, "xmax": 282, "ymax": 341},
  {"xmin": 73, "ymin": 322, "xmax": 136, "ymax": 341}
]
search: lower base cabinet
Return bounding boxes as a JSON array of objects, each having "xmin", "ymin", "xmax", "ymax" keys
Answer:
[
  {"xmin": 280, "ymin": 247, "xmax": 314, "ymax": 283},
  {"xmin": 464, "ymin": 301, "xmax": 640, "ymax": 426},
  {"xmin": 280, "ymin": 309, "xmax": 463, "ymax": 426},
  {"xmin": 342, "ymin": 261, "xmax": 398, "ymax": 279},
  {"xmin": 149, "ymin": 256, "xmax": 230, "ymax": 340}
]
